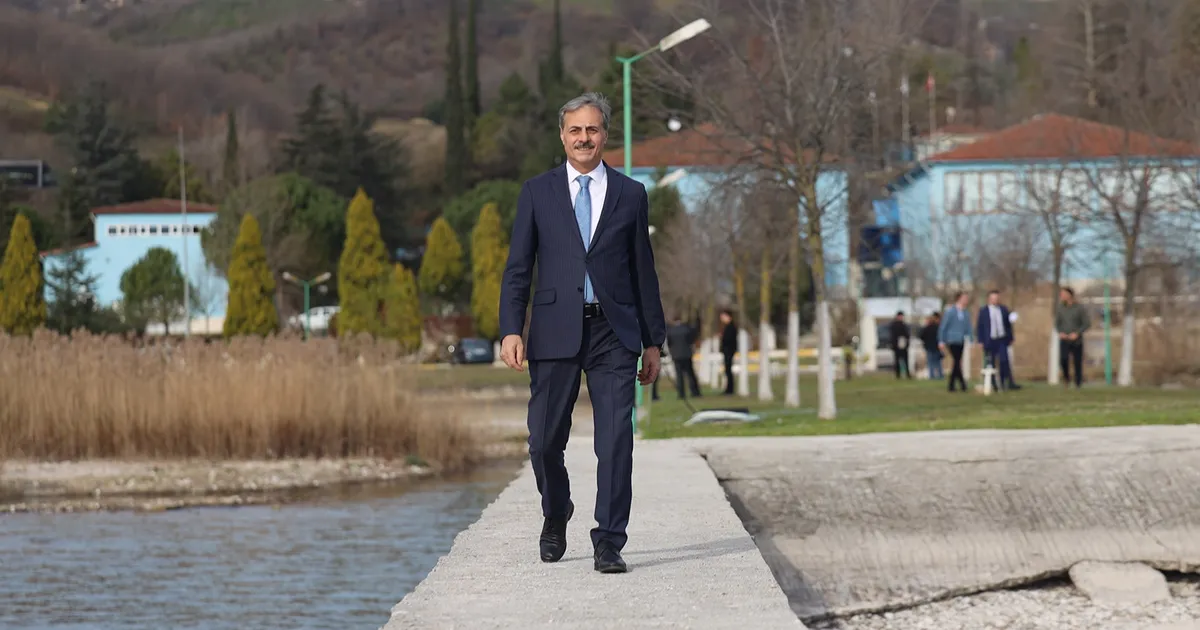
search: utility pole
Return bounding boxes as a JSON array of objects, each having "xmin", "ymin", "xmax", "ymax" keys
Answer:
[
  {"xmin": 179, "ymin": 126, "xmax": 190, "ymax": 338},
  {"xmin": 1083, "ymin": 0, "xmax": 1098, "ymax": 109}
]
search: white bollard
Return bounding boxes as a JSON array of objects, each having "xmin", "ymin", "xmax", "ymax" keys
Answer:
[
  {"xmin": 737, "ymin": 328, "xmax": 751, "ymax": 397},
  {"xmin": 981, "ymin": 365, "xmax": 996, "ymax": 395}
]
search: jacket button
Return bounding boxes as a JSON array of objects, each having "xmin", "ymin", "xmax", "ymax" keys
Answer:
[{"xmin": 577, "ymin": 287, "xmax": 583, "ymax": 292}]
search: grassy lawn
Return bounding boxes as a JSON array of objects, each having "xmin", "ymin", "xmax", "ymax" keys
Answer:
[
  {"xmin": 642, "ymin": 375, "xmax": 1200, "ymax": 438},
  {"xmin": 413, "ymin": 364, "xmax": 534, "ymax": 392}
]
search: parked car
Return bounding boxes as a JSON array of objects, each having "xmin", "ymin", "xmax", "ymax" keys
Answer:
[
  {"xmin": 449, "ymin": 337, "xmax": 495, "ymax": 364},
  {"xmin": 287, "ymin": 305, "xmax": 340, "ymax": 333}
]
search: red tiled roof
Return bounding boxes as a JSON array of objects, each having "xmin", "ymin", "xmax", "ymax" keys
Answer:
[
  {"xmin": 921, "ymin": 123, "xmax": 993, "ymax": 138},
  {"xmin": 616, "ymin": 123, "xmax": 832, "ymax": 168},
  {"xmin": 90, "ymin": 199, "xmax": 218, "ymax": 216},
  {"xmin": 927, "ymin": 114, "xmax": 1200, "ymax": 162},
  {"xmin": 39, "ymin": 241, "xmax": 98, "ymax": 258}
]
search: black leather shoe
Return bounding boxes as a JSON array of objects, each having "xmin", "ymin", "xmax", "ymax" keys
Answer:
[
  {"xmin": 593, "ymin": 542, "xmax": 628, "ymax": 574},
  {"xmin": 539, "ymin": 503, "xmax": 573, "ymax": 563}
]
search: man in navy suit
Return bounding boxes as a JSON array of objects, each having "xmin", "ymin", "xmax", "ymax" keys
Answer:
[
  {"xmin": 498, "ymin": 92, "xmax": 666, "ymax": 574},
  {"xmin": 976, "ymin": 289, "xmax": 1021, "ymax": 391}
]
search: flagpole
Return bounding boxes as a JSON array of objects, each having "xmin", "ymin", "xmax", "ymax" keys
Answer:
[
  {"xmin": 900, "ymin": 76, "xmax": 910, "ymax": 156},
  {"xmin": 927, "ymin": 73, "xmax": 937, "ymax": 141},
  {"xmin": 179, "ymin": 126, "xmax": 190, "ymax": 338}
]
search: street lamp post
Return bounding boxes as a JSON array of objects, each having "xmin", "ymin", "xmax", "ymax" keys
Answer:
[
  {"xmin": 282, "ymin": 271, "xmax": 332, "ymax": 339},
  {"xmin": 616, "ymin": 17, "xmax": 711, "ymax": 431}
]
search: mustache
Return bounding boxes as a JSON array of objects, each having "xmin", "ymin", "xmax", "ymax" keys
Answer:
[{"xmin": 573, "ymin": 141, "xmax": 595, "ymax": 149}]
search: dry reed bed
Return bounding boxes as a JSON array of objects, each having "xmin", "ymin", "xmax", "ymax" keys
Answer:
[
  {"xmin": 1011, "ymin": 302, "xmax": 1200, "ymax": 385},
  {"xmin": 0, "ymin": 331, "xmax": 482, "ymax": 470}
]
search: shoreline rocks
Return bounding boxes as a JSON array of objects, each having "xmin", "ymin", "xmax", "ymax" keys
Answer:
[{"xmin": 0, "ymin": 451, "xmax": 526, "ymax": 514}]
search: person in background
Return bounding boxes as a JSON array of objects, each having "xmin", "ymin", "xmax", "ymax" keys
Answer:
[
  {"xmin": 1054, "ymin": 287, "xmax": 1090, "ymax": 389},
  {"xmin": 938, "ymin": 291, "xmax": 974, "ymax": 393},
  {"xmin": 920, "ymin": 312, "xmax": 943, "ymax": 379},
  {"xmin": 888, "ymin": 311, "xmax": 912, "ymax": 379},
  {"xmin": 976, "ymin": 289, "xmax": 1021, "ymax": 391},
  {"xmin": 719, "ymin": 308, "xmax": 738, "ymax": 395},
  {"xmin": 666, "ymin": 313, "xmax": 702, "ymax": 400}
]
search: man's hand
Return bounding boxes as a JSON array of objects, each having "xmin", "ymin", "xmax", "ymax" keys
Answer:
[
  {"xmin": 938, "ymin": 342, "xmax": 946, "ymax": 352},
  {"xmin": 1068, "ymin": 332, "xmax": 1079, "ymax": 341},
  {"xmin": 500, "ymin": 334, "xmax": 525, "ymax": 372},
  {"xmin": 1059, "ymin": 332, "xmax": 1067, "ymax": 340},
  {"xmin": 637, "ymin": 346, "xmax": 661, "ymax": 386}
]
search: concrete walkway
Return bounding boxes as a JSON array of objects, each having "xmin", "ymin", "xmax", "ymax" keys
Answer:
[{"xmin": 383, "ymin": 437, "xmax": 804, "ymax": 630}]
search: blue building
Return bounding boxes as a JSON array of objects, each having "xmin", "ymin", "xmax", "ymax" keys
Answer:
[
  {"xmin": 622, "ymin": 124, "xmax": 851, "ymax": 293},
  {"xmin": 40, "ymin": 199, "xmax": 229, "ymax": 335},
  {"xmin": 883, "ymin": 113, "xmax": 1200, "ymax": 294}
]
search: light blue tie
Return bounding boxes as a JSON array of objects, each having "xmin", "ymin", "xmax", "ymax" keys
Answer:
[{"xmin": 574, "ymin": 175, "xmax": 595, "ymax": 303}]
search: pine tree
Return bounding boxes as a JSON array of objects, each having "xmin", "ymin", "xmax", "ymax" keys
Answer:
[
  {"xmin": 419, "ymin": 216, "xmax": 465, "ymax": 305},
  {"xmin": 222, "ymin": 109, "xmax": 241, "ymax": 193},
  {"xmin": 444, "ymin": 0, "xmax": 467, "ymax": 196},
  {"xmin": 47, "ymin": 249, "xmax": 100, "ymax": 334},
  {"xmin": 119, "ymin": 247, "xmax": 187, "ymax": 334},
  {"xmin": 337, "ymin": 189, "xmax": 390, "ymax": 336},
  {"xmin": 470, "ymin": 203, "xmax": 507, "ymax": 340},
  {"xmin": 465, "ymin": 0, "xmax": 481, "ymax": 121},
  {"xmin": 384, "ymin": 264, "xmax": 423, "ymax": 352},
  {"xmin": 0, "ymin": 214, "xmax": 46, "ymax": 335},
  {"xmin": 223, "ymin": 214, "xmax": 278, "ymax": 338}
]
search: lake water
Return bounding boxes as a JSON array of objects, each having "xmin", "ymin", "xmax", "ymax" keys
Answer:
[{"xmin": 0, "ymin": 462, "xmax": 521, "ymax": 630}]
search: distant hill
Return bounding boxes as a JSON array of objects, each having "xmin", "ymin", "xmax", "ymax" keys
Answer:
[{"xmin": 1, "ymin": 0, "xmax": 685, "ymax": 123}]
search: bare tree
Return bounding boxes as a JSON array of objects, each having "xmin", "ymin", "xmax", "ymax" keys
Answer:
[
  {"xmin": 996, "ymin": 163, "xmax": 1087, "ymax": 383},
  {"xmin": 188, "ymin": 262, "xmax": 224, "ymax": 336},
  {"xmin": 654, "ymin": 0, "xmax": 919, "ymax": 418}
]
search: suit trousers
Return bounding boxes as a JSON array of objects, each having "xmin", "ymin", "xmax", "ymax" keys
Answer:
[
  {"xmin": 983, "ymin": 341, "xmax": 1013, "ymax": 388},
  {"xmin": 1060, "ymin": 338, "xmax": 1084, "ymax": 387},
  {"xmin": 526, "ymin": 312, "xmax": 639, "ymax": 551}
]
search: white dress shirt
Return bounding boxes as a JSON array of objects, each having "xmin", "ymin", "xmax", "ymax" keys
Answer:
[
  {"xmin": 566, "ymin": 161, "xmax": 607, "ymax": 245},
  {"xmin": 988, "ymin": 304, "xmax": 1003, "ymax": 339}
]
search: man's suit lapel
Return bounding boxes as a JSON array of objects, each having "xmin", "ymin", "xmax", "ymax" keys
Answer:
[
  {"xmin": 548, "ymin": 164, "xmax": 587, "ymax": 255},
  {"xmin": 590, "ymin": 164, "xmax": 624, "ymax": 247}
]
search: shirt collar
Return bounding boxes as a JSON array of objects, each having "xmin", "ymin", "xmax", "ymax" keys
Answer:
[{"xmin": 567, "ymin": 160, "xmax": 607, "ymax": 187}]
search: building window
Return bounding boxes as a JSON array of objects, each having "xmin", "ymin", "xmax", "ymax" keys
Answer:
[
  {"xmin": 108, "ymin": 227, "xmax": 117, "ymax": 235},
  {"xmin": 139, "ymin": 226, "xmax": 148, "ymax": 235},
  {"xmin": 149, "ymin": 226, "xmax": 159, "ymax": 234}
]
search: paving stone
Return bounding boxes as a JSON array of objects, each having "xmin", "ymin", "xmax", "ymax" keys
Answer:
[{"xmin": 1069, "ymin": 561, "xmax": 1171, "ymax": 605}]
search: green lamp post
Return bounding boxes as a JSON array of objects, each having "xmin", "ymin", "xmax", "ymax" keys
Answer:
[
  {"xmin": 616, "ymin": 18, "xmax": 711, "ymax": 431},
  {"xmin": 282, "ymin": 271, "xmax": 332, "ymax": 340}
]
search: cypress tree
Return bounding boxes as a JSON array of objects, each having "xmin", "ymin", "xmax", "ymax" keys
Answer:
[
  {"xmin": 338, "ymin": 189, "xmax": 390, "ymax": 336},
  {"xmin": 222, "ymin": 109, "xmax": 241, "ymax": 193},
  {"xmin": 465, "ymin": 0, "xmax": 481, "ymax": 120},
  {"xmin": 444, "ymin": 0, "xmax": 467, "ymax": 196},
  {"xmin": 384, "ymin": 264, "xmax": 423, "ymax": 353},
  {"xmin": 418, "ymin": 216, "xmax": 465, "ymax": 304},
  {"xmin": 470, "ymin": 203, "xmax": 507, "ymax": 340},
  {"xmin": 223, "ymin": 214, "xmax": 278, "ymax": 338},
  {"xmin": 0, "ymin": 214, "xmax": 46, "ymax": 335}
]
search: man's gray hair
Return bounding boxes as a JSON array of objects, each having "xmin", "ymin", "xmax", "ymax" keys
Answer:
[{"xmin": 558, "ymin": 92, "xmax": 611, "ymax": 131}]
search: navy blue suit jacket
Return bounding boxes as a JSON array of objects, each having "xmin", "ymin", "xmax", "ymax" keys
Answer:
[
  {"xmin": 499, "ymin": 162, "xmax": 667, "ymax": 362},
  {"xmin": 976, "ymin": 304, "xmax": 1014, "ymax": 347}
]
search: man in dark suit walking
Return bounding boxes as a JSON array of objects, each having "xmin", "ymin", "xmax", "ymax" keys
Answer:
[
  {"xmin": 498, "ymin": 92, "xmax": 666, "ymax": 575},
  {"xmin": 718, "ymin": 308, "xmax": 737, "ymax": 394},
  {"xmin": 666, "ymin": 314, "xmax": 702, "ymax": 400},
  {"xmin": 976, "ymin": 289, "xmax": 1020, "ymax": 391}
]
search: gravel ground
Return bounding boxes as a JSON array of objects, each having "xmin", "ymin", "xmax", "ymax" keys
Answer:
[{"xmin": 811, "ymin": 576, "xmax": 1200, "ymax": 630}]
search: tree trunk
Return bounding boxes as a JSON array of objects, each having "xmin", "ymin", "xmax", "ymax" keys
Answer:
[
  {"xmin": 785, "ymin": 228, "xmax": 801, "ymax": 407},
  {"xmin": 758, "ymin": 245, "xmax": 774, "ymax": 401},
  {"xmin": 733, "ymin": 252, "xmax": 751, "ymax": 396},
  {"xmin": 808, "ymin": 226, "xmax": 837, "ymax": 419},
  {"xmin": 1118, "ymin": 274, "xmax": 1136, "ymax": 386},
  {"xmin": 1048, "ymin": 258, "xmax": 1063, "ymax": 385}
]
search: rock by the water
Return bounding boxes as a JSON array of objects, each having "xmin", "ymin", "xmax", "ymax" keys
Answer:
[{"xmin": 1069, "ymin": 561, "xmax": 1170, "ymax": 604}]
